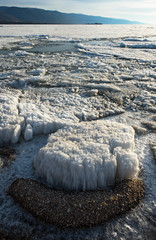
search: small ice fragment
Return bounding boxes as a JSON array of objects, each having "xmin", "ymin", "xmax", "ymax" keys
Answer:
[
  {"xmin": 24, "ymin": 124, "xmax": 33, "ymax": 141},
  {"xmin": 89, "ymin": 89, "xmax": 98, "ymax": 96},
  {"xmin": 120, "ymin": 42, "xmax": 126, "ymax": 48},
  {"xmin": 12, "ymin": 124, "xmax": 22, "ymax": 144},
  {"xmin": 114, "ymin": 147, "xmax": 139, "ymax": 180}
]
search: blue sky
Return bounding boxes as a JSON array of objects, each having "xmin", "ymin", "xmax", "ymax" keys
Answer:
[{"xmin": 0, "ymin": 0, "xmax": 156, "ymax": 24}]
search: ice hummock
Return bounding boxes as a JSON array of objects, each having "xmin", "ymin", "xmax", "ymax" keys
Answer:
[{"xmin": 33, "ymin": 120, "xmax": 139, "ymax": 191}]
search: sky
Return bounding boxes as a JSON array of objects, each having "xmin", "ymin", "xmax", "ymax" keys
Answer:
[{"xmin": 0, "ymin": 0, "xmax": 156, "ymax": 24}]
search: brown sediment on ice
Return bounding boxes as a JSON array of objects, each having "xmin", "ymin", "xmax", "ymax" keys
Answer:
[{"xmin": 8, "ymin": 178, "xmax": 144, "ymax": 229}]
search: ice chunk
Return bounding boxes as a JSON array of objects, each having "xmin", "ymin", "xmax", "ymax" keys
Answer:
[
  {"xmin": 120, "ymin": 42, "xmax": 127, "ymax": 48},
  {"xmin": 12, "ymin": 124, "xmax": 22, "ymax": 144},
  {"xmin": 24, "ymin": 124, "xmax": 33, "ymax": 141},
  {"xmin": 34, "ymin": 120, "xmax": 138, "ymax": 191},
  {"xmin": 114, "ymin": 147, "xmax": 139, "ymax": 180},
  {"xmin": 88, "ymin": 89, "xmax": 98, "ymax": 96},
  {"xmin": 150, "ymin": 143, "xmax": 156, "ymax": 163}
]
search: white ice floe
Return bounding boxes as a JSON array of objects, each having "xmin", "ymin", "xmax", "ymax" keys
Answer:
[
  {"xmin": 34, "ymin": 120, "xmax": 139, "ymax": 191},
  {"xmin": 86, "ymin": 83, "xmax": 122, "ymax": 92},
  {"xmin": 9, "ymin": 50, "xmax": 34, "ymax": 57}
]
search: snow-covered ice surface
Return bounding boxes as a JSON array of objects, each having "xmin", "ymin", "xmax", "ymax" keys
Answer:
[{"xmin": 0, "ymin": 24, "xmax": 156, "ymax": 239}]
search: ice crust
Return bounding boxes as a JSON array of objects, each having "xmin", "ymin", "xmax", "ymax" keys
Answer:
[
  {"xmin": 33, "ymin": 121, "xmax": 139, "ymax": 191},
  {"xmin": 0, "ymin": 91, "xmax": 79, "ymax": 144}
]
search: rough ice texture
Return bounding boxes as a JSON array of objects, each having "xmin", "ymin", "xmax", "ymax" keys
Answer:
[
  {"xmin": 1, "ymin": 86, "xmax": 126, "ymax": 144},
  {"xmin": 0, "ymin": 92, "xmax": 24, "ymax": 144},
  {"xmin": 9, "ymin": 50, "xmax": 34, "ymax": 57},
  {"xmin": 33, "ymin": 120, "xmax": 139, "ymax": 191},
  {"xmin": 18, "ymin": 100, "xmax": 79, "ymax": 135},
  {"xmin": 0, "ymin": 91, "xmax": 79, "ymax": 144}
]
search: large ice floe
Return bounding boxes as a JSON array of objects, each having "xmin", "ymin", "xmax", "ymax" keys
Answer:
[{"xmin": 34, "ymin": 120, "xmax": 139, "ymax": 191}]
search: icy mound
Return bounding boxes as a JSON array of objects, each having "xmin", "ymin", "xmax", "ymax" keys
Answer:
[{"xmin": 34, "ymin": 121, "xmax": 139, "ymax": 191}]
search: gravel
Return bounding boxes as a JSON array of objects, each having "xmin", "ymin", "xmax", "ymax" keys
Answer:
[{"xmin": 8, "ymin": 178, "xmax": 144, "ymax": 229}]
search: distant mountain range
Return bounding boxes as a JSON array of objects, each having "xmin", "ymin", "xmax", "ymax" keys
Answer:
[{"xmin": 0, "ymin": 6, "xmax": 142, "ymax": 24}]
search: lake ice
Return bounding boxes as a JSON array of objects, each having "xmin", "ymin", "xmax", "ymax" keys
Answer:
[{"xmin": 0, "ymin": 24, "xmax": 156, "ymax": 239}]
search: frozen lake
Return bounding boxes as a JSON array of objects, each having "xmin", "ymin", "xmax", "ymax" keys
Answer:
[{"xmin": 0, "ymin": 24, "xmax": 156, "ymax": 239}]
